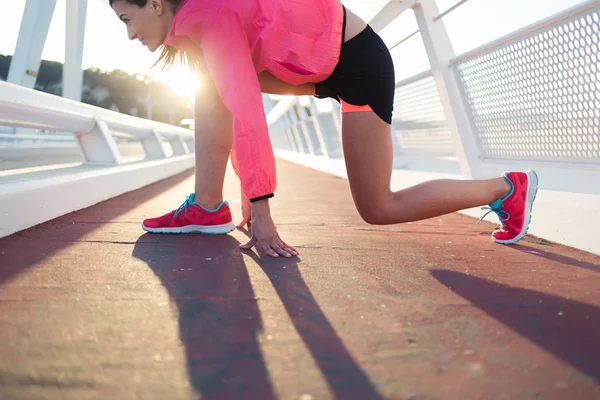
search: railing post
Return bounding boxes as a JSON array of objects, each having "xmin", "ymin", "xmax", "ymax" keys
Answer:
[
  {"xmin": 142, "ymin": 129, "xmax": 168, "ymax": 159},
  {"xmin": 283, "ymin": 116, "xmax": 297, "ymax": 152},
  {"xmin": 289, "ymin": 106, "xmax": 310, "ymax": 153},
  {"xmin": 314, "ymin": 103, "xmax": 343, "ymax": 158},
  {"xmin": 63, "ymin": 0, "xmax": 88, "ymax": 102},
  {"xmin": 284, "ymin": 110, "xmax": 303, "ymax": 152},
  {"xmin": 75, "ymin": 119, "xmax": 122, "ymax": 164},
  {"xmin": 294, "ymin": 103, "xmax": 317, "ymax": 155},
  {"xmin": 277, "ymin": 113, "xmax": 292, "ymax": 151},
  {"xmin": 307, "ymin": 98, "xmax": 330, "ymax": 158},
  {"xmin": 7, "ymin": 0, "xmax": 58, "ymax": 136},
  {"xmin": 181, "ymin": 137, "xmax": 194, "ymax": 153},
  {"xmin": 413, "ymin": 0, "xmax": 485, "ymax": 178},
  {"xmin": 330, "ymin": 100, "xmax": 342, "ymax": 138},
  {"xmin": 7, "ymin": 0, "xmax": 57, "ymax": 90},
  {"xmin": 168, "ymin": 135, "xmax": 189, "ymax": 156}
]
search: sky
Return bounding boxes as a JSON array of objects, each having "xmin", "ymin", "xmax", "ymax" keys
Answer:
[{"xmin": 0, "ymin": 0, "xmax": 588, "ymax": 98}]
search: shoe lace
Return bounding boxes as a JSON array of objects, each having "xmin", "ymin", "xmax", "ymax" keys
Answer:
[
  {"xmin": 477, "ymin": 205, "xmax": 510, "ymax": 225},
  {"xmin": 173, "ymin": 195, "xmax": 194, "ymax": 219}
]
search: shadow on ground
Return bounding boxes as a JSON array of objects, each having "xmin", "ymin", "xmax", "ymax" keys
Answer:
[{"xmin": 133, "ymin": 234, "xmax": 383, "ymax": 399}]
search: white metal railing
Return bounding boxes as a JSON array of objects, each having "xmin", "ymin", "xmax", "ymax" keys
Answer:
[
  {"xmin": 392, "ymin": 71, "xmax": 454, "ymax": 155},
  {"xmin": 451, "ymin": 0, "xmax": 600, "ymax": 165},
  {"xmin": 267, "ymin": 0, "xmax": 600, "ymax": 171},
  {"xmin": 0, "ymin": 80, "xmax": 194, "ymax": 162},
  {"xmin": 3, "ymin": 0, "xmax": 599, "ymax": 251},
  {"xmin": 0, "ymin": 132, "xmax": 75, "ymax": 145},
  {"xmin": 263, "ymin": 0, "xmax": 600, "ymax": 256},
  {"xmin": 266, "ymin": 1, "xmax": 411, "ymax": 159},
  {"xmin": 268, "ymin": 96, "xmax": 344, "ymax": 159},
  {"xmin": 388, "ymin": 0, "xmax": 472, "ymax": 51},
  {"xmin": 369, "ymin": 0, "xmax": 417, "ymax": 32},
  {"xmin": 0, "ymin": 80, "xmax": 196, "ymax": 239}
]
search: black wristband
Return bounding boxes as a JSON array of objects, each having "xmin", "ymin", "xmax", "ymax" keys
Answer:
[{"xmin": 249, "ymin": 193, "xmax": 274, "ymax": 203}]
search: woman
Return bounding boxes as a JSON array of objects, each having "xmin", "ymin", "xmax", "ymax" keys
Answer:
[{"xmin": 110, "ymin": 0, "xmax": 538, "ymax": 258}]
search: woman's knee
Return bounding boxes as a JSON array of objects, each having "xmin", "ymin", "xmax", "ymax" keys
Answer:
[{"xmin": 354, "ymin": 193, "xmax": 393, "ymax": 225}]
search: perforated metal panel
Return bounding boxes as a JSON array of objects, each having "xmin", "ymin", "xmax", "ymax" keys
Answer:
[
  {"xmin": 392, "ymin": 74, "xmax": 455, "ymax": 154},
  {"xmin": 456, "ymin": 6, "xmax": 600, "ymax": 164}
]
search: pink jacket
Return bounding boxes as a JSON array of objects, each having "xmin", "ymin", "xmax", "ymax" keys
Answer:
[{"xmin": 164, "ymin": 0, "xmax": 344, "ymax": 200}]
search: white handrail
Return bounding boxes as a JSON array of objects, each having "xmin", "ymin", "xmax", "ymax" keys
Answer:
[
  {"xmin": 0, "ymin": 133, "xmax": 74, "ymax": 142},
  {"xmin": 369, "ymin": 0, "xmax": 418, "ymax": 33},
  {"xmin": 0, "ymin": 80, "xmax": 193, "ymax": 140},
  {"xmin": 0, "ymin": 80, "xmax": 197, "ymax": 238},
  {"xmin": 433, "ymin": 0, "xmax": 472, "ymax": 21},
  {"xmin": 0, "ymin": 82, "xmax": 95, "ymax": 133},
  {"xmin": 450, "ymin": 0, "xmax": 600, "ymax": 65},
  {"xmin": 394, "ymin": 70, "xmax": 433, "ymax": 89},
  {"xmin": 266, "ymin": 97, "xmax": 298, "ymax": 126},
  {"xmin": 0, "ymin": 80, "xmax": 194, "ymax": 163}
]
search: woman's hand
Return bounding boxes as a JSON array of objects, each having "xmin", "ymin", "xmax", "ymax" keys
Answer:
[
  {"xmin": 236, "ymin": 190, "xmax": 252, "ymax": 229},
  {"xmin": 239, "ymin": 199, "xmax": 298, "ymax": 258}
]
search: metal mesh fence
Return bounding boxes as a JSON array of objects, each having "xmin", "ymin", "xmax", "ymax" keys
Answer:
[
  {"xmin": 456, "ymin": 6, "xmax": 600, "ymax": 163},
  {"xmin": 392, "ymin": 74, "xmax": 455, "ymax": 154}
]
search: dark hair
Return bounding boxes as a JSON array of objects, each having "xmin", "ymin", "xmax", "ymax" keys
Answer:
[{"xmin": 109, "ymin": 0, "xmax": 194, "ymax": 71}]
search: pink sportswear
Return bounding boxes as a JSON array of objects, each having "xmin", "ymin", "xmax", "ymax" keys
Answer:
[{"xmin": 164, "ymin": 0, "xmax": 345, "ymax": 199}]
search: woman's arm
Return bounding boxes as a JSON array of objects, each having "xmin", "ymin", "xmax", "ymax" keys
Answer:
[
  {"xmin": 195, "ymin": 9, "xmax": 277, "ymax": 201},
  {"xmin": 181, "ymin": 9, "xmax": 297, "ymax": 258}
]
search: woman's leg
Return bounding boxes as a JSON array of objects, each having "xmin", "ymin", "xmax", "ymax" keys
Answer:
[
  {"xmin": 192, "ymin": 82, "xmax": 234, "ymax": 210},
  {"xmin": 338, "ymin": 8, "xmax": 511, "ymax": 224},
  {"xmin": 193, "ymin": 72, "xmax": 315, "ymax": 211},
  {"xmin": 340, "ymin": 111, "xmax": 511, "ymax": 225}
]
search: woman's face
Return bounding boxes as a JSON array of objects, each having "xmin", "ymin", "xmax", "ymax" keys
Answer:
[{"xmin": 111, "ymin": 0, "xmax": 173, "ymax": 52}]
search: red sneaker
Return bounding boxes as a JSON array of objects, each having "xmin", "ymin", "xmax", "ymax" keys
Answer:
[
  {"xmin": 479, "ymin": 170, "xmax": 538, "ymax": 244},
  {"xmin": 142, "ymin": 194, "xmax": 236, "ymax": 234}
]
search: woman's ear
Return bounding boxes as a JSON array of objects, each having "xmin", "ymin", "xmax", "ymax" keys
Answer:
[{"xmin": 151, "ymin": 0, "xmax": 163, "ymax": 15}]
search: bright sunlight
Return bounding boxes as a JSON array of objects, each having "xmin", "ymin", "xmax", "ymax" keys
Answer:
[{"xmin": 154, "ymin": 66, "xmax": 201, "ymax": 102}]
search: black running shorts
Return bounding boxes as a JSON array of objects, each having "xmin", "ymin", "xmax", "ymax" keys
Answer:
[{"xmin": 315, "ymin": 9, "xmax": 395, "ymax": 124}]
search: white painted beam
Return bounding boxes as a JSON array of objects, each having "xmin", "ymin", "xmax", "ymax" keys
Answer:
[
  {"xmin": 413, "ymin": 0, "xmax": 484, "ymax": 178},
  {"xmin": 369, "ymin": 0, "xmax": 417, "ymax": 33},
  {"xmin": 64, "ymin": 0, "xmax": 88, "ymax": 101},
  {"xmin": 7, "ymin": 0, "xmax": 58, "ymax": 89}
]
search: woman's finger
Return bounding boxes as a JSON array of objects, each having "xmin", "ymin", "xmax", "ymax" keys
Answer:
[
  {"xmin": 240, "ymin": 236, "xmax": 257, "ymax": 249},
  {"xmin": 236, "ymin": 218, "xmax": 250, "ymax": 229},
  {"xmin": 282, "ymin": 243, "xmax": 298, "ymax": 256},
  {"xmin": 260, "ymin": 242, "xmax": 279, "ymax": 258},
  {"xmin": 271, "ymin": 242, "xmax": 292, "ymax": 258},
  {"xmin": 277, "ymin": 236, "xmax": 298, "ymax": 256}
]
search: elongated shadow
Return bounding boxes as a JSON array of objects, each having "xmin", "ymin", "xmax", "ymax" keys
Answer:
[
  {"xmin": 511, "ymin": 244, "xmax": 600, "ymax": 273},
  {"xmin": 133, "ymin": 234, "xmax": 276, "ymax": 400},
  {"xmin": 246, "ymin": 251, "xmax": 384, "ymax": 400},
  {"xmin": 431, "ymin": 270, "xmax": 600, "ymax": 382},
  {"xmin": 0, "ymin": 169, "xmax": 194, "ymax": 286}
]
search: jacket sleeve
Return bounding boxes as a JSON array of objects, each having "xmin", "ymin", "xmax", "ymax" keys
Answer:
[
  {"xmin": 230, "ymin": 139, "xmax": 240, "ymax": 178},
  {"xmin": 180, "ymin": 8, "xmax": 276, "ymax": 201}
]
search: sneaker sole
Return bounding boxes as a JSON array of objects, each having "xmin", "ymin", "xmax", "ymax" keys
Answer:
[
  {"xmin": 493, "ymin": 169, "xmax": 538, "ymax": 245},
  {"xmin": 142, "ymin": 221, "xmax": 236, "ymax": 235}
]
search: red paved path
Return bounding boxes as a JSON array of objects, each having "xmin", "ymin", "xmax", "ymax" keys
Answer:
[{"xmin": 1, "ymin": 160, "xmax": 599, "ymax": 399}]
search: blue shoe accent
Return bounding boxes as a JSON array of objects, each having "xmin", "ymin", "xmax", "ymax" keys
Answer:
[
  {"xmin": 173, "ymin": 193, "xmax": 229, "ymax": 218},
  {"xmin": 477, "ymin": 173, "xmax": 514, "ymax": 225}
]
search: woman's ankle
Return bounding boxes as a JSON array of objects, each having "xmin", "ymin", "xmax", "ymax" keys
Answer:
[
  {"xmin": 492, "ymin": 177, "xmax": 512, "ymax": 200},
  {"xmin": 193, "ymin": 193, "xmax": 224, "ymax": 210}
]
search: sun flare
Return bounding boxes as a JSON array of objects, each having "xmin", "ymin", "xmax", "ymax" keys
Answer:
[{"xmin": 155, "ymin": 66, "xmax": 201, "ymax": 102}]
